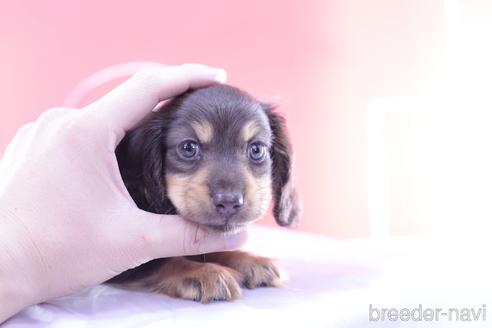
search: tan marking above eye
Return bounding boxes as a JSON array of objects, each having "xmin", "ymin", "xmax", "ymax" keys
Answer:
[
  {"xmin": 191, "ymin": 121, "xmax": 214, "ymax": 144},
  {"xmin": 241, "ymin": 121, "xmax": 260, "ymax": 143}
]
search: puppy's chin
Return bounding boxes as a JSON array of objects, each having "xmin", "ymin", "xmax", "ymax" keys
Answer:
[
  {"xmin": 203, "ymin": 222, "xmax": 248, "ymax": 234},
  {"xmin": 178, "ymin": 212, "xmax": 256, "ymax": 234}
]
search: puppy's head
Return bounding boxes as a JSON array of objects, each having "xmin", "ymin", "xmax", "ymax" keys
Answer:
[{"xmin": 118, "ymin": 85, "xmax": 299, "ymax": 232}]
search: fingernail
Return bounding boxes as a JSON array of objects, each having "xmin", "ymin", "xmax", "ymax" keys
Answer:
[
  {"xmin": 225, "ymin": 230, "xmax": 248, "ymax": 249},
  {"xmin": 214, "ymin": 68, "xmax": 227, "ymax": 83}
]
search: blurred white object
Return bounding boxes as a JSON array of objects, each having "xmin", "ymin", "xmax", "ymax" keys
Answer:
[{"xmin": 366, "ymin": 97, "xmax": 417, "ymax": 238}]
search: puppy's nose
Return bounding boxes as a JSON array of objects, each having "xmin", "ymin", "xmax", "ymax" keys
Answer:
[{"xmin": 213, "ymin": 192, "xmax": 244, "ymax": 218}]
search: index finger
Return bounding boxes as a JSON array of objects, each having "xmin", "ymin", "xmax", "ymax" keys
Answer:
[{"xmin": 84, "ymin": 64, "xmax": 227, "ymax": 133}]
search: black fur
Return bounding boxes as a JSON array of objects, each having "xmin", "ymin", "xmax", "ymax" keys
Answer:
[
  {"xmin": 263, "ymin": 104, "xmax": 300, "ymax": 226},
  {"xmin": 110, "ymin": 85, "xmax": 299, "ymax": 283}
]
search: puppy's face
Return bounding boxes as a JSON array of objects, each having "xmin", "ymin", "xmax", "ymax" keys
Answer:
[
  {"xmin": 118, "ymin": 85, "xmax": 300, "ymax": 232},
  {"xmin": 163, "ymin": 88, "xmax": 273, "ymax": 231}
]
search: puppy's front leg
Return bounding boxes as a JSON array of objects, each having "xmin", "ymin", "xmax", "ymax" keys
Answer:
[
  {"xmin": 114, "ymin": 257, "xmax": 243, "ymax": 303},
  {"xmin": 204, "ymin": 251, "xmax": 283, "ymax": 289}
]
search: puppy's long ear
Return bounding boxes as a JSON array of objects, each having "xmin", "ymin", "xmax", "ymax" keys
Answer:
[
  {"xmin": 263, "ymin": 104, "xmax": 301, "ymax": 227},
  {"xmin": 116, "ymin": 112, "xmax": 176, "ymax": 214}
]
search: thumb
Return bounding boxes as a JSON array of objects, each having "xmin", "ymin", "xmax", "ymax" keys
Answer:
[
  {"xmin": 129, "ymin": 209, "xmax": 248, "ymax": 260},
  {"xmin": 85, "ymin": 64, "xmax": 227, "ymax": 134}
]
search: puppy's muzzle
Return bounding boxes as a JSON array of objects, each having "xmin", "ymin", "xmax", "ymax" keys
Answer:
[{"xmin": 213, "ymin": 191, "xmax": 244, "ymax": 219}]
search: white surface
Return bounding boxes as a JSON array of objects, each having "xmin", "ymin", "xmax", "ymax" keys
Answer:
[{"xmin": 3, "ymin": 227, "xmax": 491, "ymax": 327}]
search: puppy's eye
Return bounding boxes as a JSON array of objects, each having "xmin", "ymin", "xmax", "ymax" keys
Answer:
[
  {"xmin": 177, "ymin": 140, "xmax": 200, "ymax": 159},
  {"xmin": 248, "ymin": 142, "xmax": 267, "ymax": 162}
]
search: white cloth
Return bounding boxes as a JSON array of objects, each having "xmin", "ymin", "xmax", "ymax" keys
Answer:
[{"xmin": 3, "ymin": 227, "xmax": 491, "ymax": 327}]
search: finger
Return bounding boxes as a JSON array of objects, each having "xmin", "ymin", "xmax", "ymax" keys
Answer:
[
  {"xmin": 36, "ymin": 107, "xmax": 74, "ymax": 125},
  {"xmin": 84, "ymin": 64, "xmax": 227, "ymax": 133},
  {"xmin": 0, "ymin": 122, "xmax": 35, "ymax": 172},
  {"xmin": 130, "ymin": 209, "xmax": 248, "ymax": 260}
]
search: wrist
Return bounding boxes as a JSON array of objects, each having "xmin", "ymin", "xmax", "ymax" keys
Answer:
[
  {"xmin": 0, "ymin": 273, "xmax": 31, "ymax": 324},
  {"xmin": 0, "ymin": 203, "xmax": 38, "ymax": 323}
]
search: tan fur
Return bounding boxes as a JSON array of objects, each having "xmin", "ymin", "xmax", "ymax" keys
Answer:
[
  {"xmin": 240, "ymin": 120, "xmax": 260, "ymax": 142},
  {"xmin": 167, "ymin": 165, "xmax": 271, "ymax": 223},
  {"xmin": 113, "ymin": 85, "xmax": 295, "ymax": 304},
  {"xmin": 165, "ymin": 167, "xmax": 210, "ymax": 217},
  {"xmin": 118, "ymin": 252, "xmax": 281, "ymax": 301},
  {"xmin": 123, "ymin": 257, "xmax": 243, "ymax": 303},
  {"xmin": 243, "ymin": 167, "xmax": 272, "ymax": 218},
  {"xmin": 277, "ymin": 177, "xmax": 299, "ymax": 226},
  {"xmin": 191, "ymin": 121, "xmax": 213, "ymax": 144},
  {"xmin": 205, "ymin": 251, "xmax": 283, "ymax": 289}
]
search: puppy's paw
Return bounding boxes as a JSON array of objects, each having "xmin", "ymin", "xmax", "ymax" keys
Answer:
[
  {"xmin": 235, "ymin": 255, "xmax": 283, "ymax": 289},
  {"xmin": 162, "ymin": 262, "xmax": 243, "ymax": 303},
  {"xmin": 206, "ymin": 251, "xmax": 283, "ymax": 289}
]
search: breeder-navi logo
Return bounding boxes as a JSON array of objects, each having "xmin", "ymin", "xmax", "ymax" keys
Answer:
[{"xmin": 369, "ymin": 304, "xmax": 487, "ymax": 322}]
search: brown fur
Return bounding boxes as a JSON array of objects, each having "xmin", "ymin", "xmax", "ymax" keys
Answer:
[
  {"xmin": 191, "ymin": 121, "xmax": 214, "ymax": 144},
  {"xmin": 165, "ymin": 166, "xmax": 211, "ymax": 222},
  {"xmin": 122, "ymin": 257, "xmax": 242, "ymax": 303},
  {"xmin": 118, "ymin": 252, "xmax": 282, "ymax": 302},
  {"xmin": 243, "ymin": 168, "xmax": 272, "ymax": 218},
  {"xmin": 204, "ymin": 251, "xmax": 283, "ymax": 289},
  {"xmin": 240, "ymin": 120, "xmax": 261, "ymax": 143},
  {"xmin": 111, "ymin": 84, "xmax": 300, "ymax": 302}
]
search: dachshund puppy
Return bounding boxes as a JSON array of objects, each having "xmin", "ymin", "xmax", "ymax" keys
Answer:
[{"xmin": 109, "ymin": 84, "xmax": 300, "ymax": 303}]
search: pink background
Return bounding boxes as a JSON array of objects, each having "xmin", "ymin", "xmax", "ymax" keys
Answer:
[{"xmin": 0, "ymin": 0, "xmax": 445, "ymax": 237}]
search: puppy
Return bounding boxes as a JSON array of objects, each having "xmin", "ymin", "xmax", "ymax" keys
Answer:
[{"xmin": 109, "ymin": 84, "xmax": 300, "ymax": 303}]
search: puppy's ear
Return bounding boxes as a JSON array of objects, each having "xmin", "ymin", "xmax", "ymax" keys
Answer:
[
  {"xmin": 263, "ymin": 104, "xmax": 301, "ymax": 227},
  {"xmin": 116, "ymin": 113, "xmax": 175, "ymax": 214}
]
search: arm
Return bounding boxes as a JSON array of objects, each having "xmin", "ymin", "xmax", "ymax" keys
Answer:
[
  {"xmin": 0, "ymin": 64, "xmax": 246, "ymax": 323},
  {"xmin": 0, "ymin": 207, "xmax": 34, "ymax": 323}
]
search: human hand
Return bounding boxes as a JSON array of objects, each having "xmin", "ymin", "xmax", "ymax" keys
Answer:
[{"xmin": 0, "ymin": 64, "xmax": 247, "ymax": 322}]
